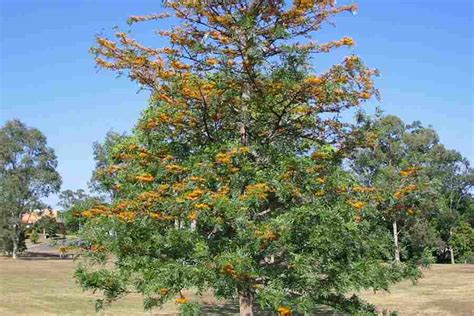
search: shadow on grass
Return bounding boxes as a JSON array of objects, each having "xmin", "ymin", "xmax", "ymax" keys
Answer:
[
  {"xmin": 17, "ymin": 251, "xmax": 74, "ymax": 261},
  {"xmin": 201, "ymin": 300, "xmax": 339, "ymax": 316},
  {"xmin": 202, "ymin": 300, "xmax": 274, "ymax": 315}
]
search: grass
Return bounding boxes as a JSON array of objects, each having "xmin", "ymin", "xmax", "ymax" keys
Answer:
[
  {"xmin": 1, "ymin": 257, "xmax": 473, "ymax": 315},
  {"xmin": 358, "ymin": 264, "xmax": 474, "ymax": 315}
]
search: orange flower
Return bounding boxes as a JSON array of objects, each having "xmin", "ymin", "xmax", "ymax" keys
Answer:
[
  {"xmin": 165, "ymin": 164, "xmax": 184, "ymax": 173},
  {"xmin": 171, "ymin": 60, "xmax": 190, "ymax": 70},
  {"xmin": 186, "ymin": 188, "xmax": 205, "ymax": 201},
  {"xmin": 187, "ymin": 211, "xmax": 197, "ymax": 220},
  {"xmin": 135, "ymin": 174, "xmax": 155, "ymax": 183},
  {"xmin": 262, "ymin": 230, "xmax": 278, "ymax": 241},
  {"xmin": 117, "ymin": 211, "xmax": 135, "ymax": 222},
  {"xmin": 216, "ymin": 152, "xmax": 232, "ymax": 164},
  {"xmin": 205, "ymin": 58, "xmax": 219, "ymax": 66},
  {"xmin": 277, "ymin": 306, "xmax": 292, "ymax": 316},
  {"xmin": 189, "ymin": 176, "xmax": 205, "ymax": 182},
  {"xmin": 400, "ymin": 167, "xmax": 419, "ymax": 177},
  {"xmin": 349, "ymin": 201, "xmax": 366, "ymax": 210},
  {"xmin": 82, "ymin": 210, "xmax": 93, "ymax": 218},
  {"xmin": 243, "ymin": 183, "xmax": 271, "ymax": 200},
  {"xmin": 222, "ymin": 263, "xmax": 235, "ymax": 275},
  {"xmin": 353, "ymin": 186, "xmax": 376, "ymax": 193},
  {"xmin": 91, "ymin": 244, "xmax": 106, "ymax": 252},
  {"xmin": 315, "ymin": 190, "xmax": 325, "ymax": 197},
  {"xmin": 175, "ymin": 297, "xmax": 188, "ymax": 304},
  {"xmin": 160, "ymin": 288, "xmax": 169, "ymax": 295},
  {"xmin": 162, "ymin": 47, "xmax": 175, "ymax": 54},
  {"xmin": 149, "ymin": 213, "xmax": 162, "ymax": 220},
  {"xmin": 341, "ymin": 36, "xmax": 355, "ymax": 46},
  {"xmin": 359, "ymin": 92, "xmax": 371, "ymax": 99},
  {"xmin": 304, "ymin": 76, "xmax": 323, "ymax": 85},
  {"xmin": 194, "ymin": 203, "xmax": 209, "ymax": 210}
]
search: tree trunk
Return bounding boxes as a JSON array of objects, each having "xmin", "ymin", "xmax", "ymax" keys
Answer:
[
  {"xmin": 12, "ymin": 225, "xmax": 19, "ymax": 259},
  {"xmin": 448, "ymin": 246, "xmax": 455, "ymax": 264},
  {"xmin": 12, "ymin": 241, "xmax": 18, "ymax": 259},
  {"xmin": 239, "ymin": 292, "xmax": 254, "ymax": 316},
  {"xmin": 393, "ymin": 220, "xmax": 400, "ymax": 263},
  {"xmin": 449, "ymin": 229, "xmax": 455, "ymax": 264}
]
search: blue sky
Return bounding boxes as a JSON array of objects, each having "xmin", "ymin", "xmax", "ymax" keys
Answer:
[{"xmin": 1, "ymin": 0, "xmax": 473, "ymax": 208}]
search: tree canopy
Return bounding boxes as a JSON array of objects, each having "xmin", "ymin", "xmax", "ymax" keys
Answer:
[
  {"xmin": 0, "ymin": 119, "xmax": 61, "ymax": 258},
  {"xmin": 74, "ymin": 1, "xmax": 412, "ymax": 315}
]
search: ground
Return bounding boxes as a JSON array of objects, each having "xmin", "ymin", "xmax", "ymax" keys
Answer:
[
  {"xmin": 359, "ymin": 264, "xmax": 474, "ymax": 315},
  {"xmin": 1, "ymin": 241, "xmax": 473, "ymax": 315}
]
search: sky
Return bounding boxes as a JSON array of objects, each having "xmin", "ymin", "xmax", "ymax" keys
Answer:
[{"xmin": 1, "ymin": 0, "xmax": 473, "ymax": 208}]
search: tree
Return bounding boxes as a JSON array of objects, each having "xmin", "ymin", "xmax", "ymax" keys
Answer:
[
  {"xmin": 59, "ymin": 189, "xmax": 104, "ymax": 233},
  {"xmin": 77, "ymin": 2, "xmax": 404, "ymax": 315},
  {"xmin": 34, "ymin": 215, "xmax": 61, "ymax": 238},
  {"xmin": 59, "ymin": 189, "xmax": 89, "ymax": 210},
  {"xmin": 89, "ymin": 131, "xmax": 128, "ymax": 199},
  {"xmin": 350, "ymin": 113, "xmax": 440, "ymax": 264},
  {"xmin": 451, "ymin": 220, "xmax": 474, "ymax": 263},
  {"xmin": 0, "ymin": 120, "xmax": 61, "ymax": 258},
  {"xmin": 429, "ymin": 146, "xmax": 474, "ymax": 263}
]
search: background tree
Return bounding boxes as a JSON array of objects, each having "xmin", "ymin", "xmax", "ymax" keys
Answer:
[
  {"xmin": 89, "ymin": 131, "xmax": 128, "ymax": 199},
  {"xmin": 0, "ymin": 120, "xmax": 61, "ymax": 258},
  {"xmin": 34, "ymin": 215, "xmax": 61, "ymax": 238},
  {"xmin": 428, "ymin": 147, "xmax": 474, "ymax": 263},
  {"xmin": 58, "ymin": 189, "xmax": 89, "ymax": 210},
  {"xmin": 451, "ymin": 219, "xmax": 474, "ymax": 263},
  {"xmin": 350, "ymin": 113, "xmax": 441, "ymax": 264},
  {"xmin": 59, "ymin": 189, "xmax": 104, "ymax": 233},
  {"xmin": 77, "ymin": 1, "xmax": 410, "ymax": 315}
]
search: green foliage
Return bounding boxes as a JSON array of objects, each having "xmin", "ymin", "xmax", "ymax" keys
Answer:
[
  {"xmin": 180, "ymin": 301, "xmax": 203, "ymax": 316},
  {"xmin": 351, "ymin": 111, "xmax": 473, "ymax": 266},
  {"xmin": 402, "ymin": 220, "xmax": 441, "ymax": 265},
  {"xmin": 451, "ymin": 221, "xmax": 474, "ymax": 263},
  {"xmin": 0, "ymin": 229, "xmax": 27, "ymax": 255},
  {"xmin": 30, "ymin": 229, "xmax": 39, "ymax": 244},
  {"xmin": 34, "ymin": 216, "xmax": 60, "ymax": 238},
  {"xmin": 89, "ymin": 131, "xmax": 128, "ymax": 199},
  {"xmin": 59, "ymin": 189, "xmax": 104, "ymax": 233},
  {"xmin": 0, "ymin": 119, "xmax": 61, "ymax": 257}
]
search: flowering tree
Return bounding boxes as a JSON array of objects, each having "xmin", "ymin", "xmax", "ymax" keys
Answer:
[{"xmin": 77, "ymin": 1, "xmax": 403, "ymax": 314}]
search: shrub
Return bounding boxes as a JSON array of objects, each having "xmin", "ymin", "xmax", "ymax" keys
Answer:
[{"xmin": 30, "ymin": 230, "xmax": 39, "ymax": 244}]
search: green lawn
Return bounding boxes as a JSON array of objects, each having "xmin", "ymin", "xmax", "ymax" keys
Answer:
[{"xmin": 1, "ymin": 257, "xmax": 473, "ymax": 315}]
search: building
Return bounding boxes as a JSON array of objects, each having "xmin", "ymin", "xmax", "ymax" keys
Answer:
[{"xmin": 21, "ymin": 209, "xmax": 60, "ymax": 227}]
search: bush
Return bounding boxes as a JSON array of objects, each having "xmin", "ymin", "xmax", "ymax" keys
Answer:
[
  {"xmin": 180, "ymin": 301, "xmax": 203, "ymax": 316},
  {"xmin": 30, "ymin": 230, "xmax": 39, "ymax": 244}
]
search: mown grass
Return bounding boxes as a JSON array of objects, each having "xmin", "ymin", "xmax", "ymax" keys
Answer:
[{"xmin": 1, "ymin": 257, "xmax": 473, "ymax": 315}]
